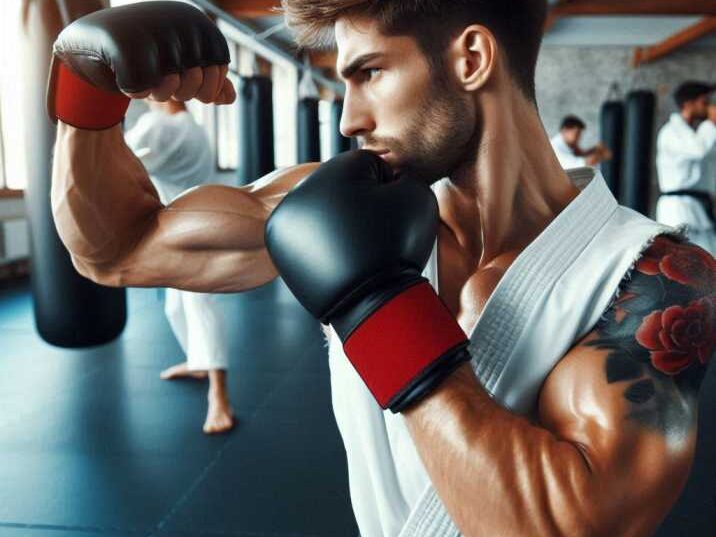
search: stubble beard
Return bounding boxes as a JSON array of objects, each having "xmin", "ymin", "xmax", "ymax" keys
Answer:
[{"xmin": 391, "ymin": 77, "xmax": 480, "ymax": 185}]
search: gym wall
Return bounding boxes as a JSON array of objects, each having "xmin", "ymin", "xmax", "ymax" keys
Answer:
[{"xmin": 536, "ymin": 44, "xmax": 716, "ymax": 217}]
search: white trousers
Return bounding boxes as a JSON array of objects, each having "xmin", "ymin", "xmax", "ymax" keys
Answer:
[{"xmin": 164, "ymin": 288, "xmax": 229, "ymax": 371}]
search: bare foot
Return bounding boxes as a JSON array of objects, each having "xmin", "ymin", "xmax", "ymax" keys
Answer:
[
  {"xmin": 160, "ymin": 362, "xmax": 208, "ymax": 381},
  {"xmin": 203, "ymin": 389, "xmax": 235, "ymax": 434}
]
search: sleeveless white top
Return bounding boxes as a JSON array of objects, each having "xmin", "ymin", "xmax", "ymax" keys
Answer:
[{"xmin": 327, "ymin": 169, "xmax": 672, "ymax": 537}]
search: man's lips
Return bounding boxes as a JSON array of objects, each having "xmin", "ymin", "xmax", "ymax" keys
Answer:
[
  {"xmin": 365, "ymin": 149, "xmax": 395, "ymax": 163},
  {"xmin": 364, "ymin": 148, "xmax": 401, "ymax": 172}
]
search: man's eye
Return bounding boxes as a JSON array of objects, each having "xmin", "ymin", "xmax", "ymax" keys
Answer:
[{"xmin": 363, "ymin": 68, "xmax": 382, "ymax": 81}]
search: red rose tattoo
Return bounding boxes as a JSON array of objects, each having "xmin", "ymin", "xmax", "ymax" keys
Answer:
[
  {"xmin": 637, "ymin": 236, "xmax": 716, "ymax": 289},
  {"xmin": 590, "ymin": 236, "xmax": 714, "ymax": 433},
  {"xmin": 636, "ymin": 296, "xmax": 716, "ymax": 375}
]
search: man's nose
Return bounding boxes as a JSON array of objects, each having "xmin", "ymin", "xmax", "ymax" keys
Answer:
[{"xmin": 340, "ymin": 91, "xmax": 375, "ymax": 139}]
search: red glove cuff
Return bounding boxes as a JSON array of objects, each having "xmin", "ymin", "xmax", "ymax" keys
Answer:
[
  {"xmin": 343, "ymin": 281, "xmax": 468, "ymax": 409},
  {"xmin": 48, "ymin": 59, "xmax": 130, "ymax": 130}
]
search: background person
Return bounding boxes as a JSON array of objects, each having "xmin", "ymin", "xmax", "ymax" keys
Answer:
[
  {"xmin": 656, "ymin": 81, "xmax": 716, "ymax": 254},
  {"xmin": 550, "ymin": 114, "xmax": 612, "ymax": 168},
  {"xmin": 125, "ymin": 99, "xmax": 234, "ymax": 435}
]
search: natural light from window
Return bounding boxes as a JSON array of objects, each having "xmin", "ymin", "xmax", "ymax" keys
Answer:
[{"xmin": 0, "ymin": 2, "xmax": 28, "ymax": 190}]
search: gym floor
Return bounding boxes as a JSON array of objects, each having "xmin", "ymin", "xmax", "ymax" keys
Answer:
[
  {"xmin": 0, "ymin": 279, "xmax": 358, "ymax": 537},
  {"xmin": 0, "ymin": 279, "xmax": 714, "ymax": 537}
]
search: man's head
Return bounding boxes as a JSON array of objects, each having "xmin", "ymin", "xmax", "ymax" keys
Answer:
[
  {"xmin": 559, "ymin": 115, "xmax": 586, "ymax": 148},
  {"xmin": 674, "ymin": 81, "xmax": 714, "ymax": 124},
  {"xmin": 282, "ymin": 0, "xmax": 548, "ymax": 183}
]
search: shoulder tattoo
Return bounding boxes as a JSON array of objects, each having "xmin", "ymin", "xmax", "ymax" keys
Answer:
[{"xmin": 587, "ymin": 236, "xmax": 716, "ymax": 435}]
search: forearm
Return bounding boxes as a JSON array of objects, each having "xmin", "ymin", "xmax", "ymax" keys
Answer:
[
  {"xmin": 51, "ymin": 123, "xmax": 163, "ymax": 265},
  {"xmin": 404, "ymin": 365, "xmax": 599, "ymax": 537}
]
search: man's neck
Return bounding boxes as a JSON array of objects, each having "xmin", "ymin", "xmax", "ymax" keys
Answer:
[{"xmin": 441, "ymin": 91, "xmax": 579, "ymax": 269}]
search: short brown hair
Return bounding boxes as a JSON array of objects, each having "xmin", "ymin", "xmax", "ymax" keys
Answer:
[{"xmin": 281, "ymin": 0, "xmax": 548, "ymax": 102}]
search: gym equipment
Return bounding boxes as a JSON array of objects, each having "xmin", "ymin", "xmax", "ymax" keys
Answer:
[{"xmin": 622, "ymin": 90, "xmax": 656, "ymax": 215}]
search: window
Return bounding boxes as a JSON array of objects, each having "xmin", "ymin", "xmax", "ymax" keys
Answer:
[
  {"xmin": 0, "ymin": 93, "xmax": 6, "ymax": 189},
  {"xmin": 215, "ymin": 70, "xmax": 240, "ymax": 172},
  {"xmin": 273, "ymin": 63, "xmax": 298, "ymax": 168},
  {"xmin": 214, "ymin": 41, "xmax": 240, "ymax": 172},
  {"xmin": 319, "ymin": 99, "xmax": 333, "ymax": 162},
  {"xmin": 0, "ymin": 1, "xmax": 28, "ymax": 190}
]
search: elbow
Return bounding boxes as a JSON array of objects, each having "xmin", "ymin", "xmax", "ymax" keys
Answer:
[{"xmin": 70, "ymin": 256, "xmax": 126, "ymax": 288}]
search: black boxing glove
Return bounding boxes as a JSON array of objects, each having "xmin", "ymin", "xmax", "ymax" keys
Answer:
[
  {"xmin": 47, "ymin": 1, "xmax": 229, "ymax": 129},
  {"xmin": 265, "ymin": 151, "xmax": 471, "ymax": 412}
]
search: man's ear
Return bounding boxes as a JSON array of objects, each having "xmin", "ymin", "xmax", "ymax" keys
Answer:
[{"xmin": 447, "ymin": 25, "xmax": 497, "ymax": 92}]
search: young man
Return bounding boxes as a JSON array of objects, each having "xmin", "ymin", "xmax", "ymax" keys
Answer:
[
  {"xmin": 656, "ymin": 82, "xmax": 716, "ymax": 255},
  {"xmin": 549, "ymin": 115, "xmax": 612, "ymax": 169},
  {"xmin": 125, "ymin": 99, "xmax": 234, "ymax": 434},
  {"xmin": 48, "ymin": 2, "xmax": 714, "ymax": 536}
]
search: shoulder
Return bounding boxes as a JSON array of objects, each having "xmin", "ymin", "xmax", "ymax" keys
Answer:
[
  {"xmin": 243, "ymin": 163, "xmax": 321, "ymax": 210},
  {"xmin": 541, "ymin": 235, "xmax": 714, "ymax": 435},
  {"xmin": 598, "ymin": 235, "xmax": 715, "ymax": 380}
]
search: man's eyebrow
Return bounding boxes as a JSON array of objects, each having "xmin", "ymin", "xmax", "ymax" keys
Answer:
[{"xmin": 339, "ymin": 52, "xmax": 384, "ymax": 80}]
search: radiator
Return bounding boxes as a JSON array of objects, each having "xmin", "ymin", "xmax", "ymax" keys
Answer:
[{"xmin": 0, "ymin": 218, "xmax": 30, "ymax": 262}]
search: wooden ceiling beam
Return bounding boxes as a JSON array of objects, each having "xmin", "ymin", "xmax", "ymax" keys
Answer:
[
  {"xmin": 550, "ymin": 0, "xmax": 716, "ymax": 17},
  {"xmin": 215, "ymin": 0, "xmax": 281, "ymax": 18},
  {"xmin": 632, "ymin": 16, "xmax": 716, "ymax": 67}
]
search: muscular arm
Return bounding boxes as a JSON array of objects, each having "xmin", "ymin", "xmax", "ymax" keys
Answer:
[
  {"xmin": 52, "ymin": 122, "xmax": 317, "ymax": 292},
  {"xmin": 404, "ymin": 237, "xmax": 715, "ymax": 537}
]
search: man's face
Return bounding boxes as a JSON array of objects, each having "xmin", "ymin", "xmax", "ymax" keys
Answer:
[
  {"xmin": 685, "ymin": 94, "xmax": 710, "ymax": 122},
  {"xmin": 560, "ymin": 127, "xmax": 582, "ymax": 148},
  {"xmin": 335, "ymin": 17, "xmax": 479, "ymax": 184}
]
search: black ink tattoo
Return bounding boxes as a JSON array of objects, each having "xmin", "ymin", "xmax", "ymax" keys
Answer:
[{"xmin": 587, "ymin": 236, "xmax": 716, "ymax": 435}]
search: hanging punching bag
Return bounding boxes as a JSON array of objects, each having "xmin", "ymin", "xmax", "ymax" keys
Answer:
[
  {"xmin": 238, "ymin": 75, "xmax": 275, "ymax": 184},
  {"xmin": 330, "ymin": 100, "xmax": 352, "ymax": 157},
  {"xmin": 599, "ymin": 99, "xmax": 625, "ymax": 200},
  {"xmin": 297, "ymin": 97, "xmax": 321, "ymax": 163},
  {"xmin": 622, "ymin": 90, "xmax": 656, "ymax": 216},
  {"xmin": 21, "ymin": 0, "xmax": 126, "ymax": 348}
]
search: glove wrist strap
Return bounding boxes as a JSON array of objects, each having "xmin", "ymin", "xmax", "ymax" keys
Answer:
[
  {"xmin": 343, "ymin": 281, "xmax": 469, "ymax": 411},
  {"xmin": 48, "ymin": 59, "xmax": 130, "ymax": 130}
]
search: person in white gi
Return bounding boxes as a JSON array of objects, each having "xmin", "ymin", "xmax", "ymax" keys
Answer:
[
  {"xmin": 656, "ymin": 81, "xmax": 716, "ymax": 254},
  {"xmin": 125, "ymin": 99, "xmax": 234, "ymax": 434},
  {"xmin": 550, "ymin": 115, "xmax": 611, "ymax": 169},
  {"xmin": 50, "ymin": 3, "xmax": 714, "ymax": 536}
]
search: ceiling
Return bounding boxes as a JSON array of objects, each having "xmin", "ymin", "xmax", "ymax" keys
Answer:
[
  {"xmin": 108, "ymin": 0, "xmax": 716, "ymax": 75},
  {"xmin": 222, "ymin": 0, "xmax": 716, "ymax": 48}
]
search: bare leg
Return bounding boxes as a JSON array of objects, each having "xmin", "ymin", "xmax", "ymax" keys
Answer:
[
  {"xmin": 160, "ymin": 361, "xmax": 208, "ymax": 380},
  {"xmin": 204, "ymin": 369, "xmax": 235, "ymax": 435}
]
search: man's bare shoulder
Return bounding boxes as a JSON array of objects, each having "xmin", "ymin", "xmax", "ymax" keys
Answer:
[
  {"xmin": 542, "ymin": 235, "xmax": 714, "ymax": 439},
  {"xmin": 242, "ymin": 162, "xmax": 320, "ymax": 210},
  {"xmin": 535, "ymin": 236, "xmax": 714, "ymax": 526},
  {"xmin": 166, "ymin": 163, "xmax": 320, "ymax": 216},
  {"xmin": 584, "ymin": 236, "xmax": 715, "ymax": 430}
]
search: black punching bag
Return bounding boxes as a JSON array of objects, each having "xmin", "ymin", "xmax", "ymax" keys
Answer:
[
  {"xmin": 21, "ymin": 0, "xmax": 126, "ymax": 348},
  {"xmin": 622, "ymin": 90, "xmax": 656, "ymax": 215},
  {"xmin": 297, "ymin": 97, "xmax": 321, "ymax": 163},
  {"xmin": 599, "ymin": 100, "xmax": 625, "ymax": 199},
  {"xmin": 238, "ymin": 76, "xmax": 275, "ymax": 184},
  {"xmin": 330, "ymin": 100, "xmax": 352, "ymax": 156}
]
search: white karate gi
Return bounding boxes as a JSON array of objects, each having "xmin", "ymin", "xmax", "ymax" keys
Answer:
[
  {"xmin": 550, "ymin": 133, "xmax": 588, "ymax": 169},
  {"xmin": 125, "ymin": 109, "xmax": 228, "ymax": 371},
  {"xmin": 327, "ymin": 169, "xmax": 670, "ymax": 537},
  {"xmin": 656, "ymin": 113, "xmax": 716, "ymax": 254}
]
